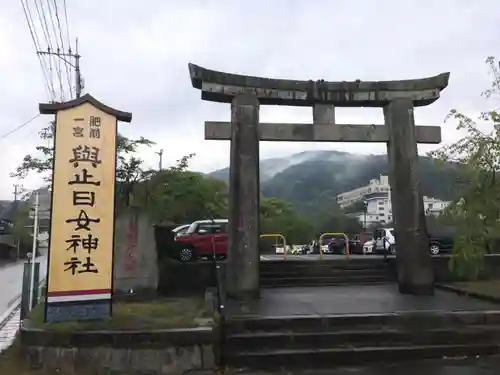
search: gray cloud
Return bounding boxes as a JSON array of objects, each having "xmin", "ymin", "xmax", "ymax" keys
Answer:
[{"xmin": 0, "ymin": 0, "xmax": 499, "ymax": 199}]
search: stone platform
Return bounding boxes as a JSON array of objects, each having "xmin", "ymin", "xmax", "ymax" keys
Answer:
[
  {"xmin": 221, "ymin": 356, "xmax": 500, "ymax": 374},
  {"xmin": 223, "ymin": 284, "xmax": 500, "ymax": 370},
  {"xmin": 226, "ymin": 284, "xmax": 499, "ymax": 317}
]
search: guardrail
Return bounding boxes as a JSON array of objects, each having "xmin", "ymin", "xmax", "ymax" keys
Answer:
[
  {"xmin": 318, "ymin": 232, "xmax": 350, "ymax": 261},
  {"xmin": 260, "ymin": 234, "xmax": 287, "ymax": 260},
  {"xmin": 0, "ymin": 277, "xmax": 46, "ymax": 353}
]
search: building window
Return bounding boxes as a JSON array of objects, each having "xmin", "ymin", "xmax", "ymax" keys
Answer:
[{"xmin": 428, "ymin": 203, "xmax": 433, "ymax": 209}]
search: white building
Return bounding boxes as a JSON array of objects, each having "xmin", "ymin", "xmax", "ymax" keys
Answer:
[
  {"xmin": 339, "ymin": 175, "xmax": 452, "ymax": 226},
  {"xmin": 348, "ymin": 195, "xmax": 451, "ymax": 227},
  {"xmin": 337, "ymin": 175, "xmax": 390, "ymax": 208},
  {"xmin": 349, "ymin": 196, "xmax": 393, "ymax": 227},
  {"xmin": 423, "ymin": 196, "xmax": 451, "ymax": 216}
]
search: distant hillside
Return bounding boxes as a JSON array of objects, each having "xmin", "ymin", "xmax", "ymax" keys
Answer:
[{"xmin": 208, "ymin": 150, "xmax": 461, "ymax": 215}]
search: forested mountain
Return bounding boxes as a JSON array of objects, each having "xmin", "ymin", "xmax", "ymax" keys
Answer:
[{"xmin": 209, "ymin": 150, "xmax": 461, "ymax": 215}]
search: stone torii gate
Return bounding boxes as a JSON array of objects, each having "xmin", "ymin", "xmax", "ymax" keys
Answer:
[{"xmin": 189, "ymin": 63, "xmax": 450, "ymax": 298}]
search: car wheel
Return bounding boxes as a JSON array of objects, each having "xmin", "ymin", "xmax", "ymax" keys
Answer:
[
  {"xmin": 179, "ymin": 247, "xmax": 195, "ymax": 262},
  {"xmin": 430, "ymin": 244, "xmax": 440, "ymax": 255}
]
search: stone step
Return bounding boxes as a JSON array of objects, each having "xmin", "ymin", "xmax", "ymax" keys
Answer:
[
  {"xmin": 260, "ymin": 275, "xmax": 394, "ymax": 287},
  {"xmin": 226, "ymin": 343, "xmax": 500, "ymax": 369},
  {"xmin": 261, "ymin": 281, "xmax": 393, "ymax": 288},
  {"xmin": 226, "ymin": 311, "xmax": 500, "ymax": 334},
  {"xmin": 260, "ymin": 261, "xmax": 390, "ymax": 272},
  {"xmin": 259, "ymin": 267, "xmax": 391, "ymax": 278},
  {"xmin": 227, "ymin": 326, "xmax": 500, "ymax": 352}
]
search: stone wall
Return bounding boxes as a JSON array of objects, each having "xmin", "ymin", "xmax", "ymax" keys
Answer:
[
  {"xmin": 20, "ymin": 327, "xmax": 215, "ymax": 375},
  {"xmin": 157, "ymin": 258, "xmax": 225, "ymax": 296},
  {"xmin": 114, "ymin": 208, "xmax": 159, "ymax": 294}
]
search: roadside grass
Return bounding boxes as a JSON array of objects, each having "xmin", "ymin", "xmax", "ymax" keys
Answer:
[
  {"xmin": 447, "ymin": 280, "xmax": 500, "ymax": 300},
  {"xmin": 28, "ymin": 294, "xmax": 211, "ymax": 331}
]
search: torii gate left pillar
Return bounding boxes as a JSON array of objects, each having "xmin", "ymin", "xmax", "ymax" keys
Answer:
[{"xmin": 189, "ymin": 63, "xmax": 450, "ymax": 298}]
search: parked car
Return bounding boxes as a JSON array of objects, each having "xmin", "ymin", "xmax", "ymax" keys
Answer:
[
  {"xmin": 327, "ymin": 235, "xmax": 363, "ymax": 254},
  {"xmin": 373, "ymin": 227, "xmax": 454, "ymax": 256},
  {"xmin": 362, "ymin": 239, "xmax": 374, "ymax": 254},
  {"xmin": 174, "ymin": 219, "xmax": 228, "ymax": 262},
  {"xmin": 373, "ymin": 228, "xmax": 396, "ymax": 254},
  {"xmin": 428, "ymin": 233, "xmax": 454, "ymax": 255},
  {"xmin": 172, "ymin": 224, "xmax": 191, "ymax": 237},
  {"xmin": 355, "ymin": 232, "xmax": 373, "ymax": 247}
]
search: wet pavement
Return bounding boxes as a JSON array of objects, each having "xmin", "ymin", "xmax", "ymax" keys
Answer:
[
  {"xmin": 222, "ymin": 356, "xmax": 500, "ymax": 374},
  {"xmin": 0, "ymin": 255, "xmax": 47, "ymax": 313},
  {"xmin": 226, "ymin": 284, "xmax": 500, "ymax": 317}
]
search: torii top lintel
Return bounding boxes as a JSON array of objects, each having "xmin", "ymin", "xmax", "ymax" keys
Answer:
[
  {"xmin": 189, "ymin": 63, "xmax": 450, "ymax": 108},
  {"xmin": 39, "ymin": 93, "xmax": 132, "ymax": 122}
]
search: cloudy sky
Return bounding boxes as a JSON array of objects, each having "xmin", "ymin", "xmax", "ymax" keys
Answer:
[{"xmin": 0, "ymin": 0, "xmax": 499, "ymax": 200}]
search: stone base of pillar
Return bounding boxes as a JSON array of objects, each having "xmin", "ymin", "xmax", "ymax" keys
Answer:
[{"xmin": 398, "ymin": 281, "xmax": 435, "ymax": 296}]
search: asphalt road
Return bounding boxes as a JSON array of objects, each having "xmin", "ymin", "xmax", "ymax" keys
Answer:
[
  {"xmin": 259, "ymin": 253, "xmax": 393, "ymax": 261},
  {"xmin": 0, "ymin": 255, "xmax": 47, "ymax": 314}
]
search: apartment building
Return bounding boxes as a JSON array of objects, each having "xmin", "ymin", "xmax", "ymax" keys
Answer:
[
  {"xmin": 336, "ymin": 175, "xmax": 390, "ymax": 209},
  {"xmin": 348, "ymin": 195, "xmax": 451, "ymax": 227}
]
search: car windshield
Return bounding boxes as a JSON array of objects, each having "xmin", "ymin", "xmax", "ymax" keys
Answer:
[{"xmin": 186, "ymin": 222, "xmax": 200, "ymax": 234}]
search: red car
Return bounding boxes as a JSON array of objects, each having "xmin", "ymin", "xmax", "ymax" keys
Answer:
[{"xmin": 174, "ymin": 219, "xmax": 228, "ymax": 262}]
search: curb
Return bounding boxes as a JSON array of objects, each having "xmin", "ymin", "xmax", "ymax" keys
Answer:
[
  {"xmin": 435, "ymin": 283, "xmax": 500, "ymax": 305},
  {"xmin": 0, "ymin": 298, "xmax": 21, "ymax": 331}
]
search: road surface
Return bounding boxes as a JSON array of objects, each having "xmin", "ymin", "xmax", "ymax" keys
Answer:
[
  {"xmin": 0, "ymin": 256, "xmax": 47, "ymax": 314},
  {"xmin": 259, "ymin": 253, "xmax": 393, "ymax": 261}
]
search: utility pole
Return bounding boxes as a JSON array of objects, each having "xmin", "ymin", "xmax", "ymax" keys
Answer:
[
  {"xmin": 13, "ymin": 184, "xmax": 23, "ymax": 201},
  {"xmin": 37, "ymin": 37, "xmax": 83, "ymax": 100},
  {"xmin": 13, "ymin": 184, "xmax": 23, "ymax": 260},
  {"xmin": 28, "ymin": 191, "xmax": 39, "ymax": 312},
  {"xmin": 156, "ymin": 149, "xmax": 164, "ymax": 171}
]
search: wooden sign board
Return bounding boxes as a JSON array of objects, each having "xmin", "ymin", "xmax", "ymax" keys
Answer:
[{"xmin": 39, "ymin": 94, "xmax": 131, "ymax": 323}]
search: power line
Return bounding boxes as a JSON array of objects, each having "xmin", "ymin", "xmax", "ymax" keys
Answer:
[
  {"xmin": 45, "ymin": 0, "xmax": 65, "ymax": 101},
  {"xmin": 20, "ymin": 0, "xmax": 53, "ymax": 101},
  {"xmin": 0, "ymin": 114, "xmax": 41, "ymax": 141},
  {"xmin": 52, "ymin": 0, "xmax": 73, "ymax": 98}
]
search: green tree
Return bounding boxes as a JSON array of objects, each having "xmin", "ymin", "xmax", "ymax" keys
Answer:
[
  {"xmin": 11, "ymin": 124, "xmax": 155, "ymax": 208},
  {"xmin": 135, "ymin": 154, "xmax": 229, "ymax": 224},
  {"xmin": 260, "ymin": 197, "xmax": 314, "ymax": 246},
  {"xmin": 429, "ymin": 56, "xmax": 500, "ymax": 278},
  {"xmin": 10, "ymin": 201, "xmax": 32, "ymax": 244}
]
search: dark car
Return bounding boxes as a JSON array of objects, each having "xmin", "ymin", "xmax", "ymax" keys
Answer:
[
  {"xmin": 327, "ymin": 235, "xmax": 363, "ymax": 254},
  {"xmin": 428, "ymin": 234, "xmax": 454, "ymax": 255}
]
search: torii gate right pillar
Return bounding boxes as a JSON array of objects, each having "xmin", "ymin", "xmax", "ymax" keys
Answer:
[{"xmin": 385, "ymin": 98, "xmax": 434, "ymax": 295}]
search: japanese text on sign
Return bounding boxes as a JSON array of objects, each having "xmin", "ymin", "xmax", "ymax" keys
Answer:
[{"xmin": 64, "ymin": 115, "xmax": 103, "ymax": 276}]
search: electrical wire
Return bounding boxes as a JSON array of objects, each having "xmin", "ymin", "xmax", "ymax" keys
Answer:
[
  {"xmin": 0, "ymin": 114, "xmax": 42, "ymax": 142},
  {"xmin": 45, "ymin": 0, "xmax": 65, "ymax": 101},
  {"xmin": 34, "ymin": 0, "xmax": 56, "ymax": 98},
  {"xmin": 53, "ymin": 0, "xmax": 73, "ymax": 98},
  {"xmin": 20, "ymin": 0, "xmax": 53, "ymax": 101}
]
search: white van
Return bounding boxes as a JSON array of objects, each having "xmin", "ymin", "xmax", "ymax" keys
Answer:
[{"xmin": 374, "ymin": 228, "xmax": 396, "ymax": 254}]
